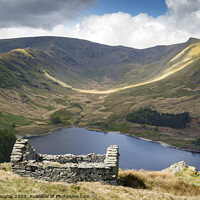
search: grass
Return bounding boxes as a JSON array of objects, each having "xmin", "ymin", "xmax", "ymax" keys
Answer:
[
  {"xmin": 41, "ymin": 105, "xmax": 54, "ymax": 111},
  {"xmin": 0, "ymin": 163, "xmax": 200, "ymax": 200},
  {"xmin": 53, "ymin": 98, "xmax": 67, "ymax": 105},
  {"xmin": 119, "ymin": 169, "xmax": 200, "ymax": 197},
  {"xmin": 91, "ymin": 121, "xmax": 131, "ymax": 133},
  {"xmin": 174, "ymin": 168, "xmax": 200, "ymax": 186},
  {"xmin": 50, "ymin": 109, "xmax": 74, "ymax": 125},
  {"xmin": 0, "ymin": 112, "xmax": 32, "ymax": 127},
  {"xmin": 70, "ymin": 102, "xmax": 83, "ymax": 110},
  {"xmin": 10, "ymin": 48, "xmax": 34, "ymax": 59},
  {"xmin": 0, "ymin": 169, "xmax": 91, "ymax": 200},
  {"xmin": 0, "ymin": 162, "xmax": 11, "ymax": 171}
]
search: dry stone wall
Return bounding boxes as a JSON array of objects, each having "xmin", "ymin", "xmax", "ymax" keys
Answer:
[{"xmin": 10, "ymin": 139, "xmax": 119, "ymax": 185}]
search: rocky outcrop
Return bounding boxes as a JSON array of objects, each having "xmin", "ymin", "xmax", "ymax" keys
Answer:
[
  {"xmin": 10, "ymin": 139, "xmax": 119, "ymax": 185},
  {"xmin": 162, "ymin": 161, "xmax": 198, "ymax": 174}
]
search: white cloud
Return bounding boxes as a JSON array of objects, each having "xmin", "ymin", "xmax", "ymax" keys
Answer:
[
  {"xmin": 0, "ymin": 0, "xmax": 200, "ymax": 48},
  {"xmin": 165, "ymin": 0, "xmax": 200, "ymax": 34}
]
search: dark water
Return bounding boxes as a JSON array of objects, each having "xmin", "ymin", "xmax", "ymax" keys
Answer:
[{"xmin": 29, "ymin": 127, "xmax": 200, "ymax": 171}]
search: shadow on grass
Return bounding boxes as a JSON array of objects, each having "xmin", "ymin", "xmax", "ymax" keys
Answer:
[{"xmin": 118, "ymin": 173, "xmax": 146, "ymax": 189}]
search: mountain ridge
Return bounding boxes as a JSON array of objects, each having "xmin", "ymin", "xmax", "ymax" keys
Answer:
[
  {"xmin": 0, "ymin": 36, "xmax": 199, "ymax": 90},
  {"xmin": 0, "ymin": 36, "xmax": 198, "ymax": 51},
  {"xmin": 43, "ymin": 41, "xmax": 200, "ymax": 93}
]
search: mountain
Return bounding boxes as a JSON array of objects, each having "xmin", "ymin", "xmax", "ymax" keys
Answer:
[
  {"xmin": 0, "ymin": 36, "xmax": 200, "ymax": 151},
  {"xmin": 0, "ymin": 36, "xmax": 199, "ymax": 90}
]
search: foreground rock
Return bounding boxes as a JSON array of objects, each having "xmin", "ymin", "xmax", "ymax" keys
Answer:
[{"xmin": 162, "ymin": 161, "xmax": 198, "ymax": 174}]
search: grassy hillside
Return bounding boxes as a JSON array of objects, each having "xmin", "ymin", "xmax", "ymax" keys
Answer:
[
  {"xmin": 0, "ymin": 36, "xmax": 200, "ymax": 153},
  {"xmin": 81, "ymin": 42, "xmax": 200, "ymax": 151},
  {"xmin": 0, "ymin": 36, "xmax": 198, "ymax": 90},
  {"xmin": 87, "ymin": 57, "xmax": 200, "ymax": 151},
  {"xmin": 0, "ymin": 163, "xmax": 200, "ymax": 200},
  {"xmin": 0, "ymin": 36, "xmax": 199, "ymax": 93}
]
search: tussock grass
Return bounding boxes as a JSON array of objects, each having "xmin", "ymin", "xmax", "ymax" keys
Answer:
[
  {"xmin": 119, "ymin": 169, "xmax": 200, "ymax": 197},
  {"xmin": 175, "ymin": 168, "xmax": 200, "ymax": 186},
  {"xmin": 0, "ymin": 170, "xmax": 92, "ymax": 200},
  {"xmin": 0, "ymin": 166, "xmax": 199, "ymax": 200},
  {"xmin": 0, "ymin": 162, "xmax": 11, "ymax": 171}
]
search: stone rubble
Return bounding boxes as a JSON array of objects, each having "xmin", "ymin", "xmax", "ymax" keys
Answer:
[{"xmin": 10, "ymin": 139, "xmax": 119, "ymax": 185}]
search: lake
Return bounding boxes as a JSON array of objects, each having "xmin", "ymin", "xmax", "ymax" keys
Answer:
[{"xmin": 28, "ymin": 127, "xmax": 200, "ymax": 171}]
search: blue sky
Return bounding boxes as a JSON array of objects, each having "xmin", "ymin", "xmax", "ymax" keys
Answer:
[
  {"xmin": 0, "ymin": 0, "xmax": 199, "ymax": 48},
  {"xmin": 88, "ymin": 0, "xmax": 167, "ymax": 17}
]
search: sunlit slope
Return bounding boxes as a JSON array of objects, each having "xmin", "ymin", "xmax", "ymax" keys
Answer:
[
  {"xmin": 44, "ymin": 43, "xmax": 200, "ymax": 94},
  {"xmin": 1, "ymin": 36, "xmax": 196, "ymax": 91},
  {"xmin": 10, "ymin": 48, "xmax": 34, "ymax": 59},
  {"xmin": 0, "ymin": 36, "xmax": 199, "ymax": 92},
  {"xmin": 162, "ymin": 43, "xmax": 200, "ymax": 76},
  {"xmin": 0, "ymin": 48, "xmax": 43, "ymax": 88}
]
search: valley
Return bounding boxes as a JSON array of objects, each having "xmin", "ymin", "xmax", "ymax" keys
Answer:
[
  {"xmin": 44, "ymin": 42, "xmax": 200, "ymax": 94},
  {"xmin": 0, "ymin": 36, "xmax": 200, "ymax": 152}
]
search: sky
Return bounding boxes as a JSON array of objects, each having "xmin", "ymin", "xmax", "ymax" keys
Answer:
[
  {"xmin": 87, "ymin": 0, "xmax": 167, "ymax": 17},
  {"xmin": 0, "ymin": 0, "xmax": 200, "ymax": 49}
]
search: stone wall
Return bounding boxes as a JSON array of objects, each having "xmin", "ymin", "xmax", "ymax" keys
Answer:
[{"xmin": 10, "ymin": 139, "xmax": 119, "ymax": 185}]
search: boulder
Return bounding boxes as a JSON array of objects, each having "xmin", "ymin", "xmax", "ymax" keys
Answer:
[{"xmin": 162, "ymin": 161, "xmax": 198, "ymax": 174}]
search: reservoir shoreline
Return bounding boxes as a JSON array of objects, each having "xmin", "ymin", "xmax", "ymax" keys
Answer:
[
  {"xmin": 85, "ymin": 127, "xmax": 200, "ymax": 154},
  {"xmin": 27, "ymin": 126, "xmax": 200, "ymax": 171},
  {"xmin": 19, "ymin": 125, "xmax": 200, "ymax": 155}
]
